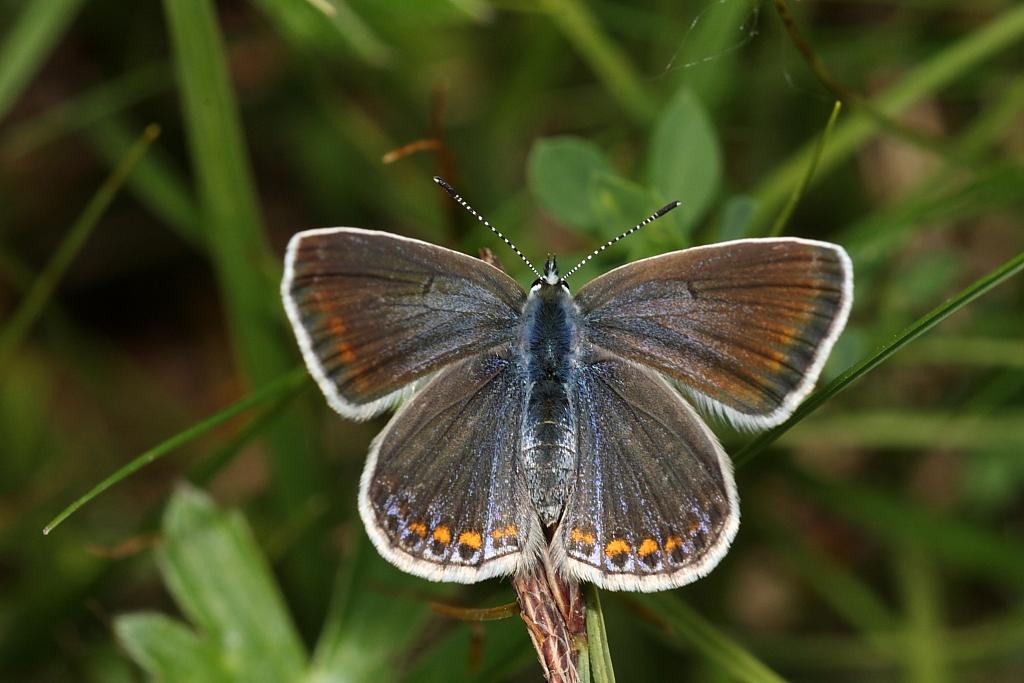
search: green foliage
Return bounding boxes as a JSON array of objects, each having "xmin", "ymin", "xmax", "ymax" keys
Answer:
[
  {"xmin": 117, "ymin": 486, "xmax": 306, "ymax": 682},
  {"xmin": 3, "ymin": 0, "xmax": 1024, "ymax": 680},
  {"xmin": 646, "ymin": 86, "xmax": 722, "ymax": 233}
]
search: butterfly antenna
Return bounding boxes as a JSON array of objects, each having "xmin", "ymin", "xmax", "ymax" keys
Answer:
[
  {"xmin": 562, "ymin": 200, "xmax": 682, "ymax": 280},
  {"xmin": 433, "ymin": 176, "xmax": 541, "ymax": 279}
]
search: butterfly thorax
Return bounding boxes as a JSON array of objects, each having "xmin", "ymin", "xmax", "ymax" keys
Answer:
[{"xmin": 519, "ymin": 274, "xmax": 580, "ymax": 528}]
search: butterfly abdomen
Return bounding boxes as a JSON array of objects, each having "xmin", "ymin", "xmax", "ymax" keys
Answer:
[{"xmin": 519, "ymin": 283, "xmax": 580, "ymax": 527}]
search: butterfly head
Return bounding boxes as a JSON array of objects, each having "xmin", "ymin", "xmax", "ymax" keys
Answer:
[{"xmin": 543, "ymin": 255, "xmax": 561, "ymax": 285}]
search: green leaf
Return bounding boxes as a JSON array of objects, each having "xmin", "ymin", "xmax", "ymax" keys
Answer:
[
  {"xmin": 717, "ymin": 195, "xmax": 759, "ymax": 242},
  {"xmin": 590, "ymin": 172, "xmax": 653, "ymax": 240},
  {"xmin": 632, "ymin": 594, "xmax": 785, "ymax": 683},
  {"xmin": 0, "ymin": 0, "xmax": 85, "ymax": 122},
  {"xmin": 646, "ymin": 86, "xmax": 722, "ymax": 235},
  {"xmin": 157, "ymin": 485, "xmax": 307, "ymax": 683},
  {"xmin": 529, "ymin": 136, "xmax": 615, "ymax": 230},
  {"xmin": 115, "ymin": 613, "xmax": 227, "ymax": 683},
  {"xmin": 310, "ymin": 533, "xmax": 438, "ymax": 682}
]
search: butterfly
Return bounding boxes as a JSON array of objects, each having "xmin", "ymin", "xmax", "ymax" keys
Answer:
[{"xmin": 281, "ymin": 178, "xmax": 853, "ymax": 592}]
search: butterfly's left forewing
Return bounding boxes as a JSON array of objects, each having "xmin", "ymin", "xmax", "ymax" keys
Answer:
[
  {"xmin": 283, "ymin": 228, "xmax": 525, "ymax": 420},
  {"xmin": 360, "ymin": 348, "xmax": 542, "ymax": 583},
  {"xmin": 553, "ymin": 353, "xmax": 738, "ymax": 592}
]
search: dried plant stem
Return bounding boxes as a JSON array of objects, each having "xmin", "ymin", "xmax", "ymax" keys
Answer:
[{"xmin": 512, "ymin": 545, "xmax": 586, "ymax": 682}]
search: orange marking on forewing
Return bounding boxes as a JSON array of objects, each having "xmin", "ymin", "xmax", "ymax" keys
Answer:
[
  {"xmin": 432, "ymin": 525, "xmax": 451, "ymax": 544},
  {"xmin": 638, "ymin": 538, "xmax": 659, "ymax": 557},
  {"xmin": 604, "ymin": 539, "xmax": 631, "ymax": 558},
  {"xmin": 664, "ymin": 536, "xmax": 683, "ymax": 553},
  {"xmin": 458, "ymin": 531, "xmax": 482, "ymax": 550},
  {"xmin": 570, "ymin": 528, "xmax": 595, "ymax": 545},
  {"xmin": 408, "ymin": 522, "xmax": 427, "ymax": 537}
]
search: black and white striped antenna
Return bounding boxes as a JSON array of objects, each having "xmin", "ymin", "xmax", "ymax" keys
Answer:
[
  {"xmin": 562, "ymin": 200, "xmax": 682, "ymax": 280},
  {"xmin": 433, "ymin": 177, "xmax": 541, "ymax": 279}
]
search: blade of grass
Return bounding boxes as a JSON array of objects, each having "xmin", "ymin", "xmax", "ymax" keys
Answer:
[
  {"xmin": 631, "ymin": 594, "xmax": 786, "ymax": 683},
  {"xmin": 897, "ymin": 547, "xmax": 948, "ymax": 683},
  {"xmin": 766, "ymin": 100, "xmax": 841, "ymax": 237},
  {"xmin": 162, "ymin": 0, "xmax": 329, "ymax": 621},
  {"xmin": 750, "ymin": 3, "xmax": 1024, "ymax": 229},
  {"xmin": 42, "ymin": 367, "xmax": 308, "ymax": 535},
  {"xmin": 584, "ymin": 585, "xmax": 616, "ymax": 683},
  {"xmin": 0, "ymin": 124, "xmax": 160, "ymax": 373},
  {"xmin": 86, "ymin": 116, "xmax": 203, "ymax": 247},
  {"xmin": 734, "ymin": 250, "xmax": 1024, "ymax": 467},
  {"xmin": 1, "ymin": 62, "xmax": 171, "ymax": 159},
  {"xmin": 777, "ymin": 412, "xmax": 1024, "ymax": 451},
  {"xmin": 0, "ymin": 0, "xmax": 86, "ymax": 122}
]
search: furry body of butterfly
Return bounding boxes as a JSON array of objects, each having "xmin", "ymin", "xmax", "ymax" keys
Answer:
[{"xmin": 521, "ymin": 273, "xmax": 579, "ymax": 527}]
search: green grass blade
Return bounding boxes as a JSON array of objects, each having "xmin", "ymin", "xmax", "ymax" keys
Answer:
[
  {"xmin": 898, "ymin": 548, "xmax": 949, "ymax": 683},
  {"xmin": 734, "ymin": 250, "xmax": 1024, "ymax": 467},
  {"xmin": 86, "ymin": 116, "xmax": 203, "ymax": 247},
  {"xmin": 540, "ymin": 0, "xmax": 656, "ymax": 121},
  {"xmin": 632, "ymin": 594, "xmax": 786, "ymax": 683},
  {"xmin": 584, "ymin": 586, "xmax": 616, "ymax": 683},
  {"xmin": 162, "ymin": 0, "xmax": 329, "ymax": 618},
  {"xmin": 0, "ymin": 0, "xmax": 86, "ymax": 122},
  {"xmin": 750, "ymin": 3, "xmax": 1024, "ymax": 228},
  {"xmin": 767, "ymin": 100, "xmax": 841, "ymax": 237},
  {"xmin": 1, "ymin": 62, "xmax": 170, "ymax": 159},
  {"xmin": 42, "ymin": 367, "xmax": 307, "ymax": 535},
  {"xmin": 0, "ymin": 124, "xmax": 160, "ymax": 372}
]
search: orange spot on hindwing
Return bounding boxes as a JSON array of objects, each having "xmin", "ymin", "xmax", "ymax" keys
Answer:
[
  {"xmin": 432, "ymin": 525, "xmax": 451, "ymax": 545},
  {"xmin": 638, "ymin": 538, "xmax": 659, "ymax": 557},
  {"xmin": 604, "ymin": 539, "xmax": 631, "ymax": 558},
  {"xmin": 458, "ymin": 531, "xmax": 482, "ymax": 550}
]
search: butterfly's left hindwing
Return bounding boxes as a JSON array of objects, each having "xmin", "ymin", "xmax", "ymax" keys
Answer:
[
  {"xmin": 553, "ymin": 353, "xmax": 738, "ymax": 592},
  {"xmin": 359, "ymin": 349, "xmax": 541, "ymax": 583}
]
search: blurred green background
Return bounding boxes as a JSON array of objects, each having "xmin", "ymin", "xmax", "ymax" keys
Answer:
[{"xmin": 2, "ymin": 0, "xmax": 1023, "ymax": 681}]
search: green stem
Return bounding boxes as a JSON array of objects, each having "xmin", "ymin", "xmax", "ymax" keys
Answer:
[
  {"xmin": 541, "ymin": 0, "xmax": 656, "ymax": 122},
  {"xmin": 767, "ymin": 100, "xmax": 841, "ymax": 237}
]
